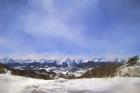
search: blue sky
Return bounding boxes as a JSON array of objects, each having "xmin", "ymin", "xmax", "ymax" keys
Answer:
[{"xmin": 0, "ymin": 0, "xmax": 140, "ymax": 59}]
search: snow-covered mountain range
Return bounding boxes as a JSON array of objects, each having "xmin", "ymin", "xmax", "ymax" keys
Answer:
[
  {"xmin": 0, "ymin": 57, "xmax": 125, "ymax": 78},
  {"xmin": 0, "ymin": 57, "xmax": 125, "ymax": 68},
  {"xmin": 0, "ymin": 56, "xmax": 139, "ymax": 79}
]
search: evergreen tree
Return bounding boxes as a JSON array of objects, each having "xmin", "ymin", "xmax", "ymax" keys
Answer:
[{"xmin": 128, "ymin": 55, "xmax": 139, "ymax": 65}]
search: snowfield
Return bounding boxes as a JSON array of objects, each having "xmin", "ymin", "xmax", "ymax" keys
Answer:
[{"xmin": 0, "ymin": 74, "xmax": 140, "ymax": 93}]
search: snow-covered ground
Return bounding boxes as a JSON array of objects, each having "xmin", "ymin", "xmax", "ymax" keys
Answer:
[{"xmin": 0, "ymin": 74, "xmax": 140, "ymax": 93}]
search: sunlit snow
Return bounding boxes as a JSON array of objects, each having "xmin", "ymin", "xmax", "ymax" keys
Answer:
[{"xmin": 0, "ymin": 74, "xmax": 140, "ymax": 93}]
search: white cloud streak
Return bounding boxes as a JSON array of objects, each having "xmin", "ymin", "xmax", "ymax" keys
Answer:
[{"xmin": 18, "ymin": 0, "xmax": 97, "ymax": 48}]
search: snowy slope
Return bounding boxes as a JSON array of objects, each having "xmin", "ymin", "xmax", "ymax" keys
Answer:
[
  {"xmin": 116, "ymin": 64, "xmax": 140, "ymax": 77},
  {"xmin": 0, "ymin": 74, "xmax": 140, "ymax": 93}
]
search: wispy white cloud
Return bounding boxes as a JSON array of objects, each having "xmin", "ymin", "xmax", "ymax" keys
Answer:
[
  {"xmin": 17, "ymin": 0, "xmax": 98, "ymax": 48},
  {"xmin": 0, "ymin": 0, "xmax": 140, "ymax": 58}
]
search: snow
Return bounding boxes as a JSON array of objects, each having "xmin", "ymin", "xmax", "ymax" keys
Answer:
[
  {"xmin": 117, "ymin": 65, "xmax": 140, "ymax": 77},
  {"xmin": 0, "ymin": 74, "xmax": 140, "ymax": 93}
]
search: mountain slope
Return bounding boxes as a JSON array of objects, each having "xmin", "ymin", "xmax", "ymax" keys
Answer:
[{"xmin": 0, "ymin": 74, "xmax": 140, "ymax": 93}]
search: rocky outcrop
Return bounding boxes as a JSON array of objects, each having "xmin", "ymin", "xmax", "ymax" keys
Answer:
[
  {"xmin": 116, "ymin": 65, "xmax": 140, "ymax": 77},
  {"xmin": 116, "ymin": 56, "xmax": 140, "ymax": 77},
  {"xmin": 0, "ymin": 63, "xmax": 9, "ymax": 73}
]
